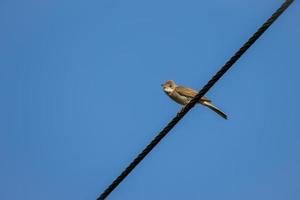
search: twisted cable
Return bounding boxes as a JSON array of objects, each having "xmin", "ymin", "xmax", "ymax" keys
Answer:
[{"xmin": 97, "ymin": 1, "xmax": 294, "ymax": 199}]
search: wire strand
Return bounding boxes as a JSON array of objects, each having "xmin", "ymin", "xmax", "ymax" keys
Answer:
[{"xmin": 97, "ymin": 1, "xmax": 294, "ymax": 199}]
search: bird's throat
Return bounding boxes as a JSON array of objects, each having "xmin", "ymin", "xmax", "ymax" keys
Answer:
[{"xmin": 164, "ymin": 87, "xmax": 174, "ymax": 93}]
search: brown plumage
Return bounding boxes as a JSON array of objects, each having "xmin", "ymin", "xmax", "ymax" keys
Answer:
[{"xmin": 162, "ymin": 80, "xmax": 227, "ymax": 119}]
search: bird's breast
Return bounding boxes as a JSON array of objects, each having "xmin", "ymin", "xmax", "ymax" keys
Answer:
[{"xmin": 168, "ymin": 91, "xmax": 191, "ymax": 105}]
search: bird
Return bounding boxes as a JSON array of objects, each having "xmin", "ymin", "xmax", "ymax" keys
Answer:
[{"xmin": 162, "ymin": 80, "xmax": 227, "ymax": 119}]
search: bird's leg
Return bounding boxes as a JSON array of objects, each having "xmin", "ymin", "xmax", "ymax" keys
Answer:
[{"xmin": 179, "ymin": 105, "xmax": 186, "ymax": 113}]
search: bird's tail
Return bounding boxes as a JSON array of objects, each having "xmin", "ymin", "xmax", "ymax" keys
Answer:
[{"xmin": 201, "ymin": 101, "xmax": 227, "ymax": 120}]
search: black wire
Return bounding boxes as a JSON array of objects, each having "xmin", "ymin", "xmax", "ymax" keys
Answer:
[{"xmin": 97, "ymin": 1, "xmax": 294, "ymax": 199}]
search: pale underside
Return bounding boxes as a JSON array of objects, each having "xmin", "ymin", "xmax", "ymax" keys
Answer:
[{"xmin": 164, "ymin": 85, "xmax": 211, "ymax": 105}]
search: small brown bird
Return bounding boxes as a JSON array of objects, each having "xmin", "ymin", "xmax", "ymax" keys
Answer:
[{"xmin": 162, "ymin": 80, "xmax": 227, "ymax": 119}]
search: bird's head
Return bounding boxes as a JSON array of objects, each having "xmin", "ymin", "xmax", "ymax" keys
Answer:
[{"xmin": 162, "ymin": 80, "xmax": 176, "ymax": 94}]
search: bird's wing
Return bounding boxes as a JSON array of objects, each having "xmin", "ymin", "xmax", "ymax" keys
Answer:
[
  {"xmin": 176, "ymin": 86, "xmax": 197, "ymax": 97},
  {"xmin": 176, "ymin": 86, "xmax": 211, "ymax": 102}
]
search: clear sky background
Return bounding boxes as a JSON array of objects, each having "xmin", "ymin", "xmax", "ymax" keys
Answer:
[{"xmin": 1, "ymin": 0, "xmax": 299, "ymax": 199}]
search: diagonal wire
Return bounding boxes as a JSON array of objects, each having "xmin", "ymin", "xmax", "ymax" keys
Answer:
[{"xmin": 97, "ymin": 0, "xmax": 294, "ymax": 199}]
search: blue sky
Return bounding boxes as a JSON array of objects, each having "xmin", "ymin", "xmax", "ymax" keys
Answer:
[{"xmin": 1, "ymin": 0, "xmax": 299, "ymax": 199}]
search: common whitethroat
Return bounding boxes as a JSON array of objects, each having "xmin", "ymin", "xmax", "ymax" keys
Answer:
[{"xmin": 162, "ymin": 80, "xmax": 227, "ymax": 119}]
